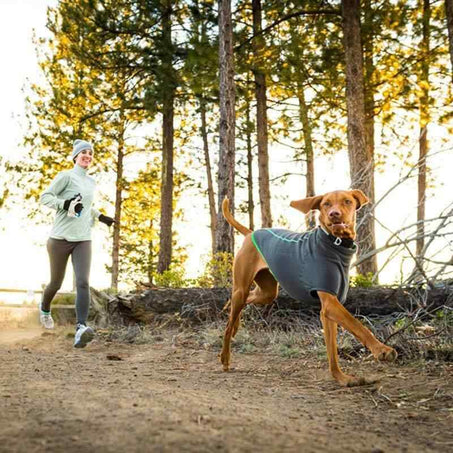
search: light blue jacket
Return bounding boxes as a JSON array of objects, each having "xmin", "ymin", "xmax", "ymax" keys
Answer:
[{"xmin": 40, "ymin": 164, "xmax": 101, "ymax": 241}]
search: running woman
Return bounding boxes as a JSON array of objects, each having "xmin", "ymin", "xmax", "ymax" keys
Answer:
[{"xmin": 39, "ymin": 139, "xmax": 115, "ymax": 348}]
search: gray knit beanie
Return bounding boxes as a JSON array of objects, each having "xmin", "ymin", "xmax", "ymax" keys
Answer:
[{"xmin": 71, "ymin": 139, "xmax": 93, "ymax": 161}]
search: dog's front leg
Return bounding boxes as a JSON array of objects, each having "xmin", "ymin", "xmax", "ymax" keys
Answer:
[
  {"xmin": 318, "ymin": 291, "xmax": 397, "ymax": 363},
  {"xmin": 320, "ymin": 312, "xmax": 369, "ymax": 386}
]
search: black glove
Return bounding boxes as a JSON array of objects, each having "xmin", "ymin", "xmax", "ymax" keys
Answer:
[
  {"xmin": 63, "ymin": 194, "xmax": 80, "ymax": 211},
  {"xmin": 63, "ymin": 194, "xmax": 84, "ymax": 216},
  {"xmin": 99, "ymin": 214, "xmax": 115, "ymax": 227}
]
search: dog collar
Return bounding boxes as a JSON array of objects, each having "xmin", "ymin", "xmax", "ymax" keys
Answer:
[{"xmin": 320, "ymin": 227, "xmax": 356, "ymax": 249}]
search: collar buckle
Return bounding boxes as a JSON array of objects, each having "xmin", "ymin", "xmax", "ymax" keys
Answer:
[{"xmin": 333, "ymin": 237, "xmax": 342, "ymax": 246}]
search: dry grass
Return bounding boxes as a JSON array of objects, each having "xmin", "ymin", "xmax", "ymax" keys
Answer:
[{"xmin": 97, "ymin": 303, "xmax": 452, "ymax": 365}]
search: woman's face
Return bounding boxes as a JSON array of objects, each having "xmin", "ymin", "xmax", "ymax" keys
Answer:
[{"xmin": 75, "ymin": 149, "xmax": 93, "ymax": 169}]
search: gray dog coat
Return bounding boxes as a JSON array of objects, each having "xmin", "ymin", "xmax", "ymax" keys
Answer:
[{"xmin": 251, "ymin": 227, "xmax": 357, "ymax": 303}]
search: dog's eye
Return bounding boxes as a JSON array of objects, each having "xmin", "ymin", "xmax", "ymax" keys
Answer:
[
  {"xmin": 344, "ymin": 199, "xmax": 353, "ymax": 205},
  {"xmin": 323, "ymin": 202, "xmax": 331, "ymax": 207}
]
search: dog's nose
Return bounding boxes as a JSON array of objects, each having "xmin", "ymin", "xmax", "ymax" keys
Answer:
[{"xmin": 328, "ymin": 209, "xmax": 341, "ymax": 218}]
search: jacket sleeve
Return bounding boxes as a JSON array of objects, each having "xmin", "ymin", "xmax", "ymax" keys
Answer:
[
  {"xmin": 91, "ymin": 207, "xmax": 101, "ymax": 221},
  {"xmin": 40, "ymin": 172, "xmax": 70, "ymax": 211}
]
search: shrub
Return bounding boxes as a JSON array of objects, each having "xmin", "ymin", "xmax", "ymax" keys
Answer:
[
  {"xmin": 52, "ymin": 293, "xmax": 76, "ymax": 305},
  {"xmin": 350, "ymin": 272, "xmax": 375, "ymax": 288},
  {"xmin": 197, "ymin": 252, "xmax": 233, "ymax": 288},
  {"xmin": 153, "ymin": 268, "xmax": 188, "ymax": 288}
]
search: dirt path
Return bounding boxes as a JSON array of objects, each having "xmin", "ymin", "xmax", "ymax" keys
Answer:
[
  {"xmin": 0, "ymin": 328, "xmax": 42, "ymax": 345},
  {"xmin": 0, "ymin": 328, "xmax": 451, "ymax": 452}
]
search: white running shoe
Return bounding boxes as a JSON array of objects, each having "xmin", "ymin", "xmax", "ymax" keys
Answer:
[
  {"xmin": 39, "ymin": 310, "xmax": 55, "ymax": 329},
  {"xmin": 74, "ymin": 325, "xmax": 94, "ymax": 348}
]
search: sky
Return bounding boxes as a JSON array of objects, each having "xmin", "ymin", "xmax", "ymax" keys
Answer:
[
  {"xmin": 0, "ymin": 0, "xmax": 452, "ymax": 304},
  {"xmin": 0, "ymin": 0, "xmax": 92, "ymax": 300},
  {"xmin": 0, "ymin": 0, "xmax": 211, "ymax": 299}
]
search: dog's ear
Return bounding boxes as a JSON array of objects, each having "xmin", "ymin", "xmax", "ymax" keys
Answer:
[
  {"xmin": 350, "ymin": 190, "xmax": 369, "ymax": 210},
  {"xmin": 290, "ymin": 195, "xmax": 323, "ymax": 214}
]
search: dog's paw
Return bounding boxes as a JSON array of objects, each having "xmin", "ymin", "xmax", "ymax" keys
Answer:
[
  {"xmin": 334, "ymin": 372, "xmax": 376, "ymax": 387},
  {"xmin": 346, "ymin": 375, "xmax": 378, "ymax": 387},
  {"xmin": 373, "ymin": 345, "xmax": 398, "ymax": 362},
  {"xmin": 219, "ymin": 352, "xmax": 230, "ymax": 371}
]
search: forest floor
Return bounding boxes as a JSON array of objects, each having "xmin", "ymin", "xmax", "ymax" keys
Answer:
[{"xmin": 0, "ymin": 323, "xmax": 452, "ymax": 453}]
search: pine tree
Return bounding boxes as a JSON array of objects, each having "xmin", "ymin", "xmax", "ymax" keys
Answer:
[
  {"xmin": 252, "ymin": 0, "xmax": 272, "ymax": 227},
  {"xmin": 446, "ymin": 0, "xmax": 453, "ymax": 77},
  {"xmin": 215, "ymin": 0, "xmax": 236, "ymax": 253},
  {"xmin": 342, "ymin": 0, "xmax": 378, "ymax": 276}
]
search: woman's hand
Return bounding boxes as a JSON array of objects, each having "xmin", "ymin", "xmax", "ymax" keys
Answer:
[
  {"xmin": 99, "ymin": 214, "xmax": 115, "ymax": 227},
  {"xmin": 64, "ymin": 194, "xmax": 84, "ymax": 217}
]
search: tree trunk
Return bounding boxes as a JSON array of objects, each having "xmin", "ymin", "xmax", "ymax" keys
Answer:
[
  {"xmin": 200, "ymin": 97, "xmax": 217, "ymax": 254},
  {"xmin": 297, "ymin": 82, "xmax": 316, "ymax": 230},
  {"xmin": 157, "ymin": 1, "xmax": 175, "ymax": 273},
  {"xmin": 245, "ymin": 89, "xmax": 255, "ymax": 231},
  {"xmin": 252, "ymin": 0, "xmax": 272, "ymax": 228},
  {"xmin": 342, "ymin": 0, "xmax": 377, "ymax": 277},
  {"xmin": 111, "ymin": 126, "xmax": 124, "ymax": 290},
  {"xmin": 446, "ymin": 0, "xmax": 453, "ymax": 79},
  {"xmin": 215, "ymin": 0, "xmax": 236, "ymax": 254},
  {"xmin": 416, "ymin": 0, "xmax": 431, "ymax": 259},
  {"xmin": 362, "ymin": 0, "xmax": 378, "ymax": 279},
  {"xmin": 148, "ymin": 217, "xmax": 154, "ymax": 285}
]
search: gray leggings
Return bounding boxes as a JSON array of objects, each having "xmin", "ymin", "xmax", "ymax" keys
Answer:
[{"xmin": 41, "ymin": 238, "xmax": 92, "ymax": 325}]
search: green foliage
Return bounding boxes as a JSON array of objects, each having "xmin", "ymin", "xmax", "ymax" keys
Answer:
[
  {"xmin": 116, "ymin": 161, "xmax": 187, "ymax": 286},
  {"xmin": 434, "ymin": 308, "xmax": 453, "ymax": 325},
  {"xmin": 16, "ymin": 0, "xmax": 453, "ymax": 291},
  {"xmin": 350, "ymin": 272, "xmax": 375, "ymax": 288},
  {"xmin": 0, "ymin": 156, "xmax": 10, "ymax": 210},
  {"xmin": 196, "ymin": 252, "xmax": 233, "ymax": 288},
  {"xmin": 52, "ymin": 293, "xmax": 76, "ymax": 306},
  {"xmin": 117, "ymin": 163, "xmax": 161, "ymax": 285},
  {"xmin": 394, "ymin": 317, "xmax": 411, "ymax": 330},
  {"xmin": 277, "ymin": 344, "xmax": 301, "ymax": 359},
  {"xmin": 153, "ymin": 267, "xmax": 188, "ymax": 288}
]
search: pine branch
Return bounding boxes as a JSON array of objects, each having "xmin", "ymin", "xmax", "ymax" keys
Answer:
[{"xmin": 235, "ymin": 8, "xmax": 340, "ymax": 50}]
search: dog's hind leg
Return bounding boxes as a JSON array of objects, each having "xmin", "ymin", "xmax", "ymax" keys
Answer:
[
  {"xmin": 230, "ymin": 269, "xmax": 278, "ymax": 338},
  {"xmin": 246, "ymin": 269, "xmax": 278, "ymax": 306},
  {"xmin": 220, "ymin": 237, "xmax": 268, "ymax": 371},
  {"xmin": 220, "ymin": 288, "xmax": 248, "ymax": 371}
]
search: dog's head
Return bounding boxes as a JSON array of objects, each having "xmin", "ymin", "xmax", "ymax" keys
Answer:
[{"xmin": 290, "ymin": 190, "xmax": 369, "ymax": 240}]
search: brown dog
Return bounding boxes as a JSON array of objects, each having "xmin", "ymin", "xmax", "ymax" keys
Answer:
[{"xmin": 220, "ymin": 190, "xmax": 397, "ymax": 386}]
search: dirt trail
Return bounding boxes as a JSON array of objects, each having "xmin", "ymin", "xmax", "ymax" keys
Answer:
[
  {"xmin": 0, "ymin": 328, "xmax": 451, "ymax": 453},
  {"xmin": 0, "ymin": 328, "xmax": 42, "ymax": 345}
]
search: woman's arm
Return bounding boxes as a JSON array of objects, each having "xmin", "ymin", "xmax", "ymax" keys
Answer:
[
  {"xmin": 40, "ymin": 172, "xmax": 70, "ymax": 211},
  {"xmin": 91, "ymin": 207, "xmax": 101, "ymax": 220}
]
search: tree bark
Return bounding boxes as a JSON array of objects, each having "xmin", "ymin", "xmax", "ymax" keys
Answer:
[
  {"xmin": 297, "ymin": 82, "xmax": 316, "ymax": 230},
  {"xmin": 446, "ymin": 0, "xmax": 453, "ymax": 79},
  {"xmin": 200, "ymin": 97, "xmax": 217, "ymax": 254},
  {"xmin": 362, "ymin": 0, "xmax": 378, "ymax": 279},
  {"xmin": 157, "ymin": 0, "xmax": 175, "ymax": 273},
  {"xmin": 252, "ymin": 0, "xmax": 272, "ymax": 228},
  {"xmin": 416, "ymin": 0, "xmax": 431, "ymax": 259},
  {"xmin": 245, "ymin": 89, "xmax": 255, "ymax": 231},
  {"xmin": 342, "ymin": 0, "xmax": 377, "ymax": 277},
  {"xmin": 147, "ymin": 217, "xmax": 155, "ymax": 284},
  {"xmin": 111, "ymin": 123, "xmax": 124, "ymax": 290},
  {"xmin": 215, "ymin": 0, "xmax": 236, "ymax": 254}
]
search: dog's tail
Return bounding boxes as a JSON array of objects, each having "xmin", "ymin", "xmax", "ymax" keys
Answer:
[{"xmin": 222, "ymin": 197, "xmax": 252, "ymax": 236}]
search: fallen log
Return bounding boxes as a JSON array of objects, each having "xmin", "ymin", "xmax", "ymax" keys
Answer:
[{"xmin": 91, "ymin": 284, "xmax": 453, "ymax": 327}]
